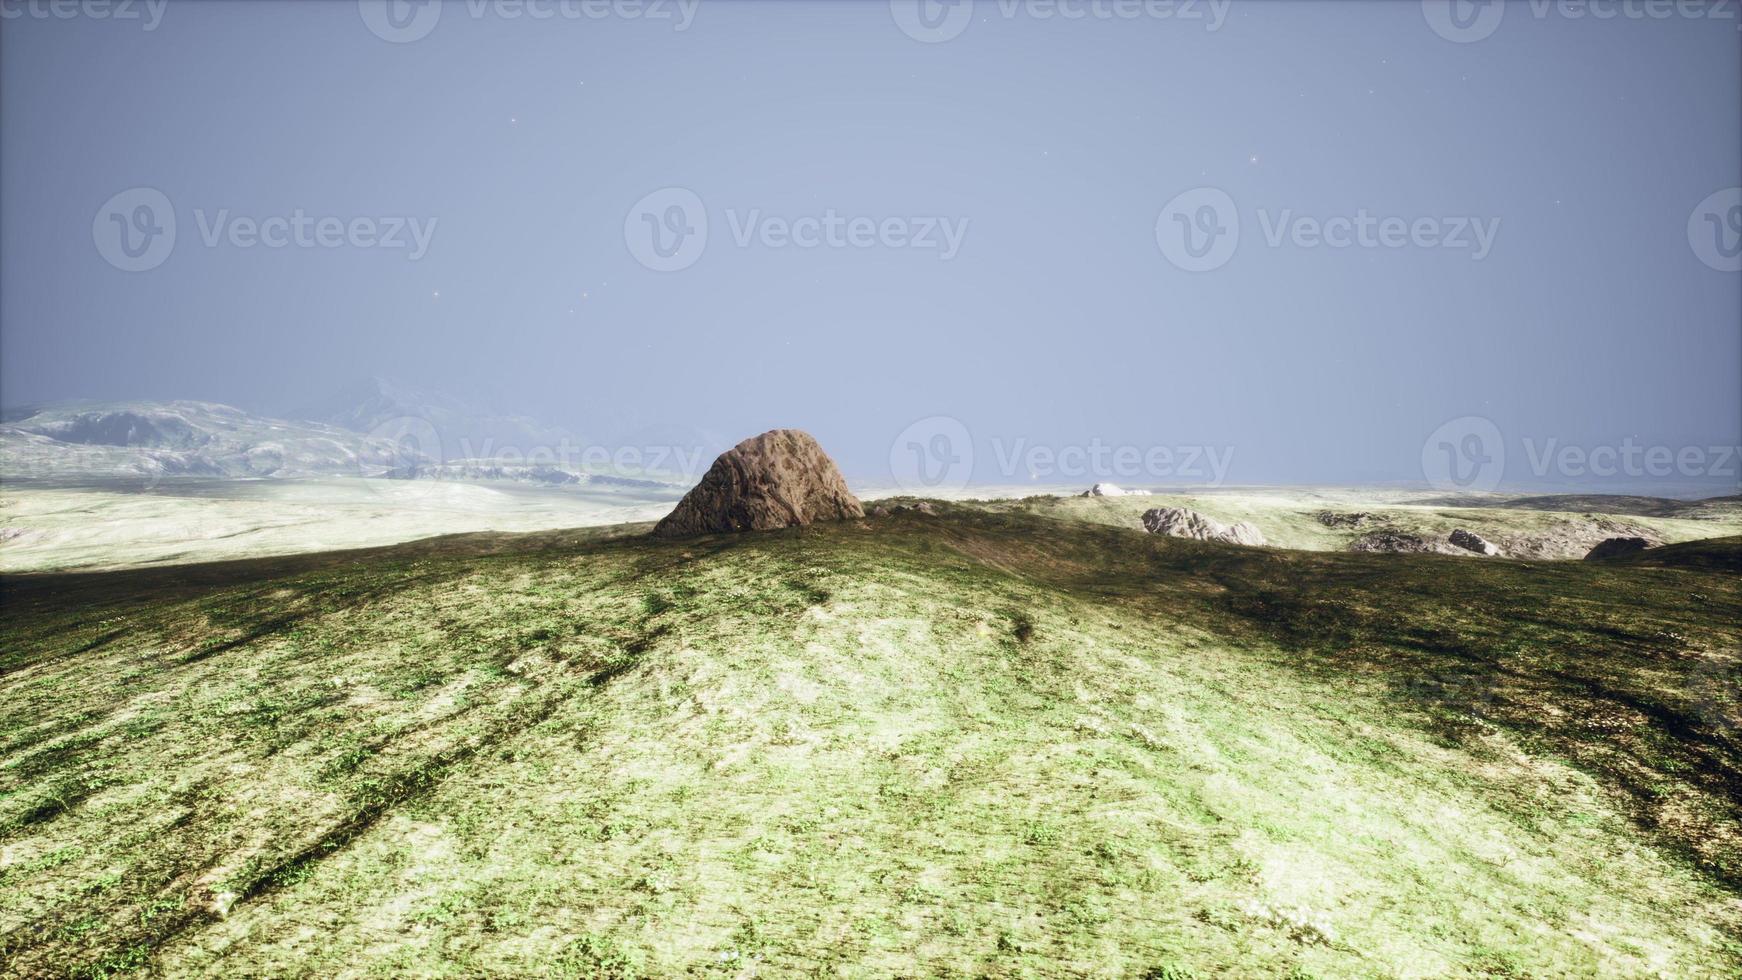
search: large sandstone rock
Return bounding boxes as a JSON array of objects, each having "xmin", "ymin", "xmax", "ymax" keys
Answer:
[
  {"xmin": 1141, "ymin": 507, "xmax": 1265, "ymax": 547},
  {"xmin": 652, "ymin": 429, "xmax": 863, "ymax": 538},
  {"xmin": 1584, "ymin": 536, "xmax": 1652, "ymax": 560}
]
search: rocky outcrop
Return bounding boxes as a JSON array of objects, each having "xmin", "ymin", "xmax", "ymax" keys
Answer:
[
  {"xmin": 1141, "ymin": 507, "xmax": 1265, "ymax": 546},
  {"xmin": 1493, "ymin": 517, "xmax": 1662, "ymax": 561},
  {"xmin": 868, "ymin": 501, "xmax": 937, "ymax": 518},
  {"xmin": 1448, "ymin": 529, "xmax": 1501, "ymax": 556},
  {"xmin": 1584, "ymin": 536, "xmax": 1652, "ymax": 560},
  {"xmin": 1349, "ymin": 530, "xmax": 1459, "ymax": 555},
  {"xmin": 1315, "ymin": 511, "xmax": 1377, "ymax": 529},
  {"xmin": 652, "ymin": 429, "xmax": 863, "ymax": 538}
]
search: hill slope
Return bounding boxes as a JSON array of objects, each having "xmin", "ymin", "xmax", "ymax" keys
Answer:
[{"xmin": 2, "ymin": 510, "xmax": 1739, "ymax": 977}]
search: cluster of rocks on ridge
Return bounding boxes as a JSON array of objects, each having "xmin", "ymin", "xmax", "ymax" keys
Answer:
[
  {"xmin": 1347, "ymin": 530, "xmax": 1462, "ymax": 555},
  {"xmin": 1349, "ymin": 529, "xmax": 1507, "ymax": 556},
  {"xmin": 868, "ymin": 501, "xmax": 938, "ymax": 518},
  {"xmin": 1344, "ymin": 520, "xmax": 1665, "ymax": 560},
  {"xmin": 1141, "ymin": 506, "xmax": 1266, "ymax": 547},
  {"xmin": 649, "ymin": 431, "xmax": 1683, "ymax": 567},
  {"xmin": 652, "ymin": 429, "xmax": 863, "ymax": 538}
]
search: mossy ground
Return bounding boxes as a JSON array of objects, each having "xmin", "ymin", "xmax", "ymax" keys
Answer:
[{"xmin": 2, "ymin": 506, "xmax": 1739, "ymax": 977}]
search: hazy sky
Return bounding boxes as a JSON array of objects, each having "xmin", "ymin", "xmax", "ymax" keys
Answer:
[{"xmin": 3, "ymin": 0, "xmax": 1738, "ymax": 489}]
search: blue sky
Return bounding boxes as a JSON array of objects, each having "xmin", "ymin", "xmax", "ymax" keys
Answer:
[{"xmin": 2, "ymin": 0, "xmax": 1738, "ymax": 489}]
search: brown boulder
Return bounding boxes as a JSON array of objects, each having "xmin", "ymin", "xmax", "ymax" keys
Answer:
[{"xmin": 652, "ymin": 429, "xmax": 863, "ymax": 538}]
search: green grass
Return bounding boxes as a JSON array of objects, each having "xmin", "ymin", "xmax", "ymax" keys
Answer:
[{"xmin": 1, "ymin": 506, "xmax": 1739, "ymax": 976}]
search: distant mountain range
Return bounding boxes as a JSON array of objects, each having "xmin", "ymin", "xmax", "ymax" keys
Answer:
[
  {"xmin": 0, "ymin": 381, "xmax": 691, "ymax": 488},
  {"xmin": 0, "ymin": 401, "xmax": 409, "ymax": 483}
]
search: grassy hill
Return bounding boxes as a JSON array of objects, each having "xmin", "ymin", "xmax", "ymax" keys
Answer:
[{"xmin": 2, "ymin": 507, "xmax": 1739, "ymax": 977}]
